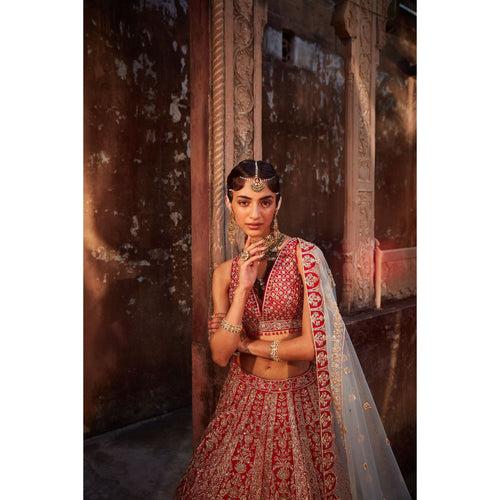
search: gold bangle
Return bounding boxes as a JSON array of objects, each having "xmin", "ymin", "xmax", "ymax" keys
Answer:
[
  {"xmin": 221, "ymin": 318, "xmax": 243, "ymax": 335},
  {"xmin": 269, "ymin": 339, "xmax": 281, "ymax": 362}
]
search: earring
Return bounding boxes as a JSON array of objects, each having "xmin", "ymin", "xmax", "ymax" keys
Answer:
[
  {"xmin": 272, "ymin": 211, "xmax": 280, "ymax": 239},
  {"xmin": 228, "ymin": 211, "xmax": 237, "ymax": 245}
]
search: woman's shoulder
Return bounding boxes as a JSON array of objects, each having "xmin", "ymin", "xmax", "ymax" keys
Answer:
[
  {"xmin": 292, "ymin": 237, "xmax": 335, "ymax": 287},
  {"xmin": 291, "ymin": 236, "xmax": 325, "ymax": 271},
  {"xmin": 290, "ymin": 235, "xmax": 323, "ymax": 254}
]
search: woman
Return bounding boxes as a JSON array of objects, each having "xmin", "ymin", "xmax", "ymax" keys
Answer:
[{"xmin": 175, "ymin": 160, "xmax": 411, "ymax": 499}]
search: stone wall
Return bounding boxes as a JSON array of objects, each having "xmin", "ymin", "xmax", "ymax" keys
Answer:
[
  {"xmin": 84, "ymin": 0, "xmax": 191, "ymax": 436},
  {"xmin": 346, "ymin": 298, "xmax": 417, "ymax": 497},
  {"xmin": 262, "ymin": 0, "xmax": 346, "ymax": 296},
  {"xmin": 375, "ymin": 9, "xmax": 416, "ymax": 250},
  {"xmin": 262, "ymin": 2, "xmax": 416, "ymax": 495}
]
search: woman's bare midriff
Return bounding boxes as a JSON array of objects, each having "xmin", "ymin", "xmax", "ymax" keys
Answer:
[{"xmin": 236, "ymin": 329, "xmax": 311, "ymax": 380}]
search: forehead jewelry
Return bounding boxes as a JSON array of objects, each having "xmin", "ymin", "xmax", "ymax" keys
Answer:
[{"xmin": 236, "ymin": 160, "xmax": 275, "ymax": 192}]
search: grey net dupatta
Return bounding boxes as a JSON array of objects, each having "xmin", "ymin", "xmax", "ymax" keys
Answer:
[{"xmin": 297, "ymin": 238, "xmax": 412, "ymax": 500}]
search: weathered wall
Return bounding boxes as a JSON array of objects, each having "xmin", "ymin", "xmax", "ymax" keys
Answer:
[
  {"xmin": 84, "ymin": 0, "xmax": 191, "ymax": 436},
  {"xmin": 346, "ymin": 299, "xmax": 417, "ymax": 498},
  {"xmin": 375, "ymin": 9, "xmax": 416, "ymax": 250},
  {"xmin": 262, "ymin": 0, "xmax": 345, "ymax": 296},
  {"xmin": 262, "ymin": 2, "xmax": 416, "ymax": 495},
  {"xmin": 370, "ymin": 11, "xmax": 416, "ymax": 494}
]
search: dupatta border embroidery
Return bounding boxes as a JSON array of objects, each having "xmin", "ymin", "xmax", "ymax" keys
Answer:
[{"xmin": 298, "ymin": 238, "xmax": 342, "ymax": 499}]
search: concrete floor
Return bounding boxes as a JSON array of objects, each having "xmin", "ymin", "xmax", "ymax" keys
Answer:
[
  {"xmin": 84, "ymin": 406, "xmax": 193, "ymax": 500},
  {"xmin": 85, "ymin": 405, "xmax": 415, "ymax": 499}
]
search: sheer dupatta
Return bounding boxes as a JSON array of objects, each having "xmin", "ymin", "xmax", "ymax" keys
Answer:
[{"xmin": 298, "ymin": 238, "xmax": 412, "ymax": 500}]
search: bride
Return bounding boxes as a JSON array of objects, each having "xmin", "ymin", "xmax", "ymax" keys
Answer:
[{"xmin": 175, "ymin": 160, "xmax": 411, "ymax": 499}]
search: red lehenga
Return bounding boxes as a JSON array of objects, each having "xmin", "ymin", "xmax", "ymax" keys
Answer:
[{"xmin": 175, "ymin": 237, "xmax": 411, "ymax": 500}]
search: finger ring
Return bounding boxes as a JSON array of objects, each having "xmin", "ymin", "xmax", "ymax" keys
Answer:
[{"xmin": 240, "ymin": 250, "xmax": 250, "ymax": 261}]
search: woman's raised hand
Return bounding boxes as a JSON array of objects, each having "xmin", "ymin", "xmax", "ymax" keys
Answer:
[{"xmin": 237, "ymin": 237, "xmax": 267, "ymax": 292}]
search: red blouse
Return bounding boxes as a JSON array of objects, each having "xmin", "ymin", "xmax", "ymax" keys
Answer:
[{"xmin": 228, "ymin": 236, "xmax": 304, "ymax": 338}]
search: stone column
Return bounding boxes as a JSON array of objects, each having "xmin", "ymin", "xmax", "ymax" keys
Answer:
[
  {"xmin": 334, "ymin": 0, "xmax": 390, "ymax": 314},
  {"xmin": 191, "ymin": 0, "xmax": 267, "ymax": 446}
]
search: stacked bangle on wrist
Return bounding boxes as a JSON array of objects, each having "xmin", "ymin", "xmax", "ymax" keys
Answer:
[
  {"xmin": 221, "ymin": 318, "xmax": 243, "ymax": 336},
  {"xmin": 269, "ymin": 339, "xmax": 281, "ymax": 362}
]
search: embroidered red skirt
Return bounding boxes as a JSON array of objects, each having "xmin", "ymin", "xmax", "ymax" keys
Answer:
[{"xmin": 175, "ymin": 357, "xmax": 324, "ymax": 499}]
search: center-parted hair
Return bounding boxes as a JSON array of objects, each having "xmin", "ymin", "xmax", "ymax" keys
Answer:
[{"xmin": 226, "ymin": 159, "xmax": 281, "ymax": 203}]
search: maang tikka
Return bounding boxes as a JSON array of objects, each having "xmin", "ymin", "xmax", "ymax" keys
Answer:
[
  {"xmin": 238, "ymin": 160, "xmax": 275, "ymax": 192},
  {"xmin": 227, "ymin": 160, "xmax": 281, "ymax": 246}
]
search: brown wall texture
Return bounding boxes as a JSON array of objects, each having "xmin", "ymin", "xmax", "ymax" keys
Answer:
[
  {"xmin": 262, "ymin": 0, "xmax": 346, "ymax": 296},
  {"xmin": 375, "ymin": 10, "xmax": 416, "ymax": 250},
  {"xmin": 347, "ymin": 299, "xmax": 417, "ymax": 496},
  {"xmin": 262, "ymin": 2, "xmax": 416, "ymax": 496},
  {"xmin": 84, "ymin": 0, "xmax": 191, "ymax": 436}
]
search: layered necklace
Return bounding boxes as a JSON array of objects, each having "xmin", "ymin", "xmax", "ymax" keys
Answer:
[{"xmin": 254, "ymin": 231, "xmax": 287, "ymax": 298}]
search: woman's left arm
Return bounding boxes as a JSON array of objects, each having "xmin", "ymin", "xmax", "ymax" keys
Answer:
[{"xmin": 237, "ymin": 243, "xmax": 315, "ymax": 362}]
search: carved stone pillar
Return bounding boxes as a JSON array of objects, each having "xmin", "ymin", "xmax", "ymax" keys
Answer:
[
  {"xmin": 211, "ymin": 0, "xmax": 267, "ymax": 271},
  {"xmin": 190, "ymin": 0, "xmax": 267, "ymax": 446},
  {"xmin": 334, "ymin": 0, "xmax": 390, "ymax": 314},
  {"xmin": 221, "ymin": 0, "xmax": 267, "ymax": 258}
]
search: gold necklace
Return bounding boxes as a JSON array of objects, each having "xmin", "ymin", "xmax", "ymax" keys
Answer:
[
  {"xmin": 254, "ymin": 233, "xmax": 286, "ymax": 295},
  {"xmin": 262, "ymin": 232, "xmax": 286, "ymax": 260}
]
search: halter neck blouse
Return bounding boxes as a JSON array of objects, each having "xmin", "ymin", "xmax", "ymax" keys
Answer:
[{"xmin": 228, "ymin": 236, "xmax": 304, "ymax": 337}]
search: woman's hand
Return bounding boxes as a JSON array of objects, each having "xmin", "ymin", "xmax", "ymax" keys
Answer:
[
  {"xmin": 208, "ymin": 312, "xmax": 225, "ymax": 337},
  {"xmin": 237, "ymin": 333, "xmax": 252, "ymax": 354},
  {"xmin": 237, "ymin": 237, "xmax": 267, "ymax": 291}
]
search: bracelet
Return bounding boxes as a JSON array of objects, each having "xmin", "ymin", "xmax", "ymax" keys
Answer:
[
  {"xmin": 269, "ymin": 339, "xmax": 281, "ymax": 362},
  {"xmin": 221, "ymin": 318, "xmax": 243, "ymax": 335}
]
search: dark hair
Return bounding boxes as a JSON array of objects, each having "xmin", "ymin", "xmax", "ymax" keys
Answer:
[{"xmin": 226, "ymin": 159, "xmax": 281, "ymax": 203}]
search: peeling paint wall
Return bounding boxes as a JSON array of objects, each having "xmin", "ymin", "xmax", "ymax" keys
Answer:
[
  {"xmin": 375, "ymin": 10, "xmax": 416, "ymax": 250},
  {"xmin": 262, "ymin": 0, "xmax": 345, "ymax": 293},
  {"xmin": 84, "ymin": 0, "xmax": 191, "ymax": 436}
]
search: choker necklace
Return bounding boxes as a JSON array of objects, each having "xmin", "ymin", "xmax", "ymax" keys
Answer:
[{"xmin": 262, "ymin": 232, "xmax": 286, "ymax": 260}]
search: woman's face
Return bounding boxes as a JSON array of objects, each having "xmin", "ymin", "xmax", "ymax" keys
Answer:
[{"xmin": 228, "ymin": 181, "xmax": 278, "ymax": 241}]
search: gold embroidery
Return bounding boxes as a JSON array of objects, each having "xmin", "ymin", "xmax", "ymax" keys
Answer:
[
  {"xmin": 228, "ymin": 238, "xmax": 305, "ymax": 339},
  {"xmin": 363, "ymin": 401, "xmax": 372, "ymax": 410},
  {"xmin": 175, "ymin": 359, "xmax": 323, "ymax": 499},
  {"xmin": 327, "ymin": 268, "xmax": 335, "ymax": 286},
  {"xmin": 258, "ymin": 318, "xmax": 302, "ymax": 333},
  {"xmin": 298, "ymin": 239, "xmax": 343, "ymax": 498}
]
